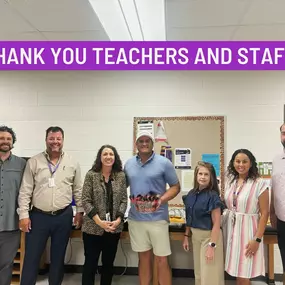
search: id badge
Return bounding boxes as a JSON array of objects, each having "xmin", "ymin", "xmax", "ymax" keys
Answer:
[
  {"xmin": 106, "ymin": 212, "xmax": 111, "ymax": 221},
  {"xmin": 48, "ymin": 177, "xmax": 55, "ymax": 188}
]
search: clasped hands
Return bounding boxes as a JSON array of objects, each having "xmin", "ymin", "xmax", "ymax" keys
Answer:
[{"xmin": 98, "ymin": 218, "xmax": 121, "ymax": 233}]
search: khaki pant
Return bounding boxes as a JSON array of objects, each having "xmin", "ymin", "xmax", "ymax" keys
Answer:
[{"xmin": 191, "ymin": 228, "xmax": 225, "ymax": 285}]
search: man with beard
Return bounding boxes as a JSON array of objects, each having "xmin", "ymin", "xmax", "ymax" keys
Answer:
[
  {"xmin": 270, "ymin": 123, "xmax": 285, "ymax": 285},
  {"xmin": 0, "ymin": 125, "xmax": 26, "ymax": 285},
  {"xmin": 17, "ymin": 126, "xmax": 84, "ymax": 285}
]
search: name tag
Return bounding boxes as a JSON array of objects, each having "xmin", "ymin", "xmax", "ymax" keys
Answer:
[{"xmin": 48, "ymin": 177, "xmax": 55, "ymax": 188}]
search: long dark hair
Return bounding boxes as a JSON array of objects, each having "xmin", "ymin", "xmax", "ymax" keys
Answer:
[
  {"xmin": 91, "ymin": 144, "xmax": 122, "ymax": 172},
  {"xmin": 227, "ymin": 149, "xmax": 259, "ymax": 183},
  {"xmin": 193, "ymin": 161, "xmax": 220, "ymax": 195}
]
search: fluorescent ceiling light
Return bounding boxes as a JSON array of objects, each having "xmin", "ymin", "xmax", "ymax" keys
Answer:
[
  {"xmin": 88, "ymin": 0, "xmax": 131, "ymax": 41},
  {"xmin": 88, "ymin": 0, "xmax": 166, "ymax": 41},
  {"xmin": 135, "ymin": 0, "xmax": 166, "ymax": 41},
  {"xmin": 119, "ymin": 0, "xmax": 143, "ymax": 40}
]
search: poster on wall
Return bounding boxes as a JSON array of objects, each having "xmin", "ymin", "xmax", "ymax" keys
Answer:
[
  {"xmin": 160, "ymin": 145, "xmax": 173, "ymax": 163},
  {"xmin": 202, "ymin": 153, "xmax": 220, "ymax": 176},
  {"xmin": 174, "ymin": 148, "xmax": 191, "ymax": 169},
  {"xmin": 155, "ymin": 121, "xmax": 168, "ymax": 143},
  {"xmin": 137, "ymin": 120, "xmax": 154, "ymax": 137},
  {"xmin": 181, "ymin": 169, "xmax": 195, "ymax": 192}
]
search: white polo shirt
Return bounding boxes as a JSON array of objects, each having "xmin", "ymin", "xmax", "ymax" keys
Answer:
[{"xmin": 272, "ymin": 149, "xmax": 285, "ymax": 221}]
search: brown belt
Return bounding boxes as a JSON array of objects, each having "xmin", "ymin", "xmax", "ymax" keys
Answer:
[{"xmin": 32, "ymin": 205, "xmax": 70, "ymax": 216}]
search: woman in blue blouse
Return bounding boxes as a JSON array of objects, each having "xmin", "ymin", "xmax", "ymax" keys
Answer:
[{"xmin": 182, "ymin": 161, "xmax": 225, "ymax": 285}]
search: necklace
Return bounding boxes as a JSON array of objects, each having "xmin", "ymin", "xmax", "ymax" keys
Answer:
[
  {"xmin": 231, "ymin": 179, "xmax": 245, "ymax": 226},
  {"xmin": 232, "ymin": 179, "xmax": 245, "ymax": 208}
]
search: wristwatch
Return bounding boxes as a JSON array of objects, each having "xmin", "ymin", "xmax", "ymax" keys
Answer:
[
  {"xmin": 208, "ymin": 242, "xmax": 217, "ymax": 248},
  {"xmin": 255, "ymin": 237, "xmax": 262, "ymax": 243}
]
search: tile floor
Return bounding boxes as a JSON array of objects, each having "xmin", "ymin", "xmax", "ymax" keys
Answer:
[{"xmin": 35, "ymin": 273, "xmax": 282, "ymax": 284}]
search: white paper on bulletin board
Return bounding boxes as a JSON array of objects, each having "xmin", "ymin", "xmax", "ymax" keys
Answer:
[
  {"xmin": 174, "ymin": 148, "xmax": 191, "ymax": 169},
  {"xmin": 202, "ymin": 153, "xmax": 220, "ymax": 176},
  {"xmin": 181, "ymin": 170, "xmax": 195, "ymax": 193},
  {"xmin": 137, "ymin": 121, "xmax": 154, "ymax": 137}
]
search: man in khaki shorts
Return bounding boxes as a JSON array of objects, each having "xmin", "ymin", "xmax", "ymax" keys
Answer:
[{"xmin": 124, "ymin": 131, "xmax": 180, "ymax": 285}]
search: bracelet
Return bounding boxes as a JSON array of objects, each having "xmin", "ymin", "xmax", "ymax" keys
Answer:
[{"xmin": 184, "ymin": 234, "xmax": 189, "ymax": 237}]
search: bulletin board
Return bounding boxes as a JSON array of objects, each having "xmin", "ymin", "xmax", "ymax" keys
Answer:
[{"xmin": 133, "ymin": 116, "xmax": 225, "ymax": 204}]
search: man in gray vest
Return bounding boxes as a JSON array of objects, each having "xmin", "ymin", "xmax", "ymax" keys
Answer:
[{"xmin": 0, "ymin": 125, "xmax": 26, "ymax": 285}]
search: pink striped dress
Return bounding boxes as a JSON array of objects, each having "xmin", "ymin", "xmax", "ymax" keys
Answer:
[{"xmin": 222, "ymin": 177, "xmax": 268, "ymax": 278}]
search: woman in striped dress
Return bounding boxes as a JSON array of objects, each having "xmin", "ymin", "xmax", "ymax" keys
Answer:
[{"xmin": 222, "ymin": 149, "xmax": 269, "ymax": 285}]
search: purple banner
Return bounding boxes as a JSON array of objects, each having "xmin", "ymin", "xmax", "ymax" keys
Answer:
[{"xmin": 1, "ymin": 41, "xmax": 285, "ymax": 70}]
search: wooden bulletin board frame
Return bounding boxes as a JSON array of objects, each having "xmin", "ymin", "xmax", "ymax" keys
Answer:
[{"xmin": 133, "ymin": 116, "xmax": 225, "ymax": 200}]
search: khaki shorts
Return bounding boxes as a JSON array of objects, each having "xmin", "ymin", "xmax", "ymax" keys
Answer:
[{"xmin": 128, "ymin": 219, "xmax": 171, "ymax": 257}]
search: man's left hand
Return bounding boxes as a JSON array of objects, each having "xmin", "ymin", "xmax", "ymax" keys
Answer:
[
  {"xmin": 152, "ymin": 197, "xmax": 164, "ymax": 212},
  {"xmin": 74, "ymin": 212, "xmax": 83, "ymax": 229},
  {"xmin": 156, "ymin": 199, "xmax": 162, "ymax": 210}
]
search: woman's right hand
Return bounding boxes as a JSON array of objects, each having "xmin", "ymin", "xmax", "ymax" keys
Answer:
[
  {"xmin": 93, "ymin": 215, "xmax": 115, "ymax": 232},
  {"xmin": 183, "ymin": 237, "xmax": 190, "ymax": 252},
  {"xmin": 99, "ymin": 220, "xmax": 116, "ymax": 232}
]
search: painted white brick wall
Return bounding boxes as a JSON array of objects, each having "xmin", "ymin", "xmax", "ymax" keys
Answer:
[{"xmin": 0, "ymin": 70, "xmax": 284, "ymax": 272}]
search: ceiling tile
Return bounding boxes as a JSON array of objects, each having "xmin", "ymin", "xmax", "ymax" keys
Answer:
[
  {"xmin": 241, "ymin": 0, "xmax": 285, "ymax": 25},
  {"xmin": 167, "ymin": 26, "xmax": 236, "ymax": 40},
  {"xmin": 42, "ymin": 30, "xmax": 109, "ymax": 41},
  {"xmin": 0, "ymin": 31, "xmax": 46, "ymax": 40},
  {"xmin": 166, "ymin": 0, "xmax": 250, "ymax": 28},
  {"xmin": 0, "ymin": 1, "xmax": 36, "ymax": 33},
  {"xmin": 233, "ymin": 24, "xmax": 285, "ymax": 40},
  {"xmin": 10, "ymin": 0, "xmax": 105, "ymax": 32}
]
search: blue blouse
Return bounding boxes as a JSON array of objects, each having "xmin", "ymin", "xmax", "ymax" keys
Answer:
[{"xmin": 182, "ymin": 189, "xmax": 224, "ymax": 230}]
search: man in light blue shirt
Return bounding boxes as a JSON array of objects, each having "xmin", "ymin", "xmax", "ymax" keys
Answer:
[{"xmin": 124, "ymin": 130, "xmax": 180, "ymax": 285}]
